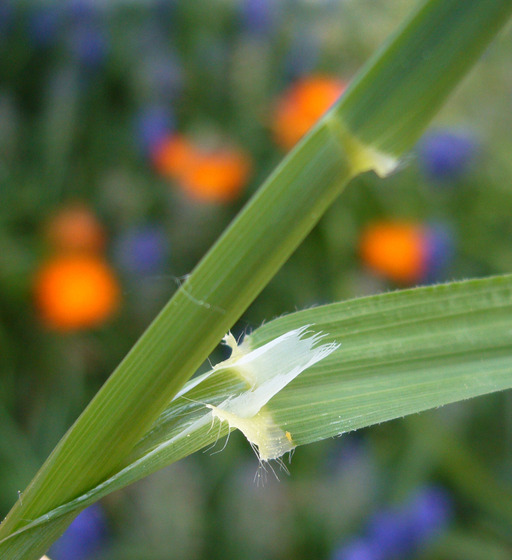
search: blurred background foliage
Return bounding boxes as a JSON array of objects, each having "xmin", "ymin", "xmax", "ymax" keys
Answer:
[{"xmin": 1, "ymin": 1, "xmax": 512, "ymax": 559}]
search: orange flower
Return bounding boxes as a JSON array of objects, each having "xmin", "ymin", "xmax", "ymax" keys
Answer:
[
  {"xmin": 179, "ymin": 149, "xmax": 252, "ymax": 203},
  {"xmin": 152, "ymin": 134, "xmax": 197, "ymax": 178},
  {"xmin": 359, "ymin": 222, "xmax": 426, "ymax": 284},
  {"xmin": 34, "ymin": 255, "xmax": 120, "ymax": 331},
  {"xmin": 153, "ymin": 133, "xmax": 251, "ymax": 203},
  {"xmin": 272, "ymin": 76, "xmax": 347, "ymax": 150},
  {"xmin": 45, "ymin": 203, "xmax": 105, "ymax": 253}
]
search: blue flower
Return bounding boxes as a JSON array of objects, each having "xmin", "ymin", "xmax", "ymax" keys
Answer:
[
  {"xmin": 333, "ymin": 538, "xmax": 384, "ymax": 560},
  {"xmin": 366, "ymin": 508, "xmax": 415, "ymax": 558},
  {"xmin": 62, "ymin": 1, "xmax": 108, "ymax": 71},
  {"xmin": 423, "ymin": 223, "xmax": 455, "ymax": 283},
  {"xmin": 135, "ymin": 104, "xmax": 174, "ymax": 156},
  {"xmin": 69, "ymin": 24, "xmax": 109, "ymax": 70},
  {"xmin": 407, "ymin": 485, "xmax": 452, "ymax": 544},
  {"xmin": 417, "ymin": 129, "xmax": 478, "ymax": 182},
  {"xmin": 331, "ymin": 484, "xmax": 452, "ymax": 560},
  {"xmin": 239, "ymin": 0, "xmax": 279, "ymax": 36},
  {"xmin": 49, "ymin": 504, "xmax": 107, "ymax": 560},
  {"xmin": 114, "ymin": 225, "xmax": 169, "ymax": 276}
]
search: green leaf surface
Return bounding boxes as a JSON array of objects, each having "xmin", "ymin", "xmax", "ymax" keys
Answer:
[{"xmin": 3, "ymin": 275, "xmax": 511, "ymax": 555}]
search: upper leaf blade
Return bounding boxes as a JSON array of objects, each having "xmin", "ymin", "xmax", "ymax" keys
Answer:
[
  {"xmin": 3, "ymin": 275, "xmax": 511, "ymax": 557},
  {"xmin": 253, "ymin": 275, "xmax": 512, "ymax": 444}
]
